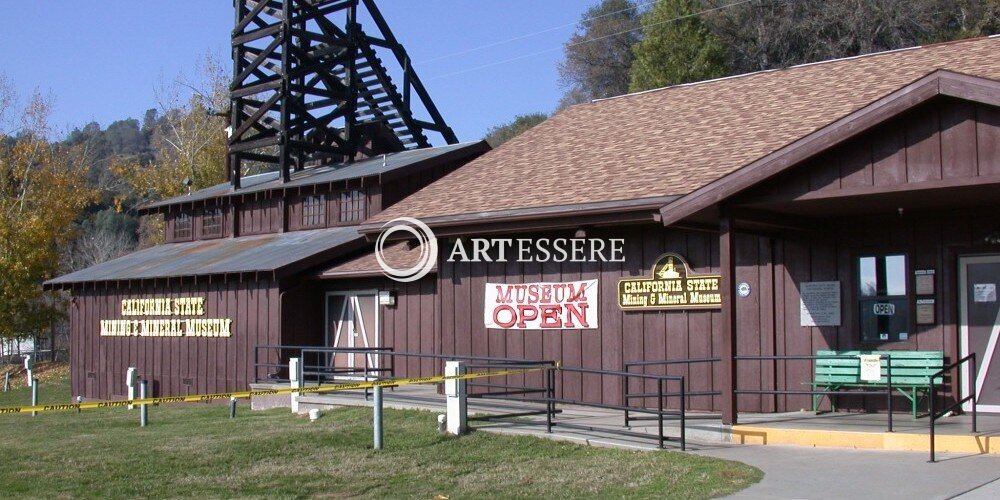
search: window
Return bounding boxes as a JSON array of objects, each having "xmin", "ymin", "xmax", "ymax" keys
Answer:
[
  {"xmin": 339, "ymin": 189, "xmax": 366, "ymax": 223},
  {"xmin": 173, "ymin": 213, "xmax": 193, "ymax": 240},
  {"xmin": 858, "ymin": 254, "xmax": 909, "ymax": 343},
  {"xmin": 301, "ymin": 195, "xmax": 326, "ymax": 228},
  {"xmin": 202, "ymin": 207, "xmax": 224, "ymax": 238}
]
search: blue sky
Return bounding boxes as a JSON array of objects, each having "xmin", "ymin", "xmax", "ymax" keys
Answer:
[{"xmin": 0, "ymin": 1, "xmax": 602, "ymax": 141}]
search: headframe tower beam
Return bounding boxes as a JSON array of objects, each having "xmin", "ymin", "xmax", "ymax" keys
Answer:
[{"xmin": 228, "ymin": 0, "xmax": 458, "ymax": 188}]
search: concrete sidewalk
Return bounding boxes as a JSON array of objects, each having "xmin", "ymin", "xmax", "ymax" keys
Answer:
[{"xmin": 696, "ymin": 445, "xmax": 1000, "ymax": 499}]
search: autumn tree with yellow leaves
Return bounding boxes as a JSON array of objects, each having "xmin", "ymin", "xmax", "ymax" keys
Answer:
[
  {"xmin": 0, "ymin": 77, "xmax": 96, "ymax": 339},
  {"xmin": 112, "ymin": 54, "xmax": 229, "ymax": 247}
]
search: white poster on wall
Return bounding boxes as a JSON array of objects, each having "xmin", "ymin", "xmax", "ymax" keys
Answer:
[
  {"xmin": 485, "ymin": 279, "xmax": 599, "ymax": 330},
  {"xmin": 800, "ymin": 281, "xmax": 841, "ymax": 327}
]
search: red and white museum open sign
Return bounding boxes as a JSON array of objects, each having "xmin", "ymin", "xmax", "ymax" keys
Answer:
[{"xmin": 485, "ymin": 280, "xmax": 599, "ymax": 330}]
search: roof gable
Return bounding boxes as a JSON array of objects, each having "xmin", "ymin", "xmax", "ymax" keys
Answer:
[{"xmin": 658, "ymin": 70, "xmax": 1000, "ymax": 225}]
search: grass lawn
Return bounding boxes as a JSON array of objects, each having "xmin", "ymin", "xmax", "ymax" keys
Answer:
[{"xmin": 0, "ymin": 371, "xmax": 761, "ymax": 499}]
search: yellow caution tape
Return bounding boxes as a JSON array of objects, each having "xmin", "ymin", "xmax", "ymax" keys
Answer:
[{"xmin": 0, "ymin": 366, "xmax": 551, "ymax": 415}]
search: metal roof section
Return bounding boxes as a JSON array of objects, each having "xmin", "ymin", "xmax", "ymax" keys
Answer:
[
  {"xmin": 45, "ymin": 227, "xmax": 365, "ymax": 287},
  {"xmin": 141, "ymin": 141, "xmax": 488, "ymax": 212}
]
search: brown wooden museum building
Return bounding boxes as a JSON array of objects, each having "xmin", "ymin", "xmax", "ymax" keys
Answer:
[{"xmin": 48, "ymin": 20, "xmax": 1000, "ymax": 425}]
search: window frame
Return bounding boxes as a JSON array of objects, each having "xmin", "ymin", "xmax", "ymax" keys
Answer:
[
  {"xmin": 854, "ymin": 251, "xmax": 914, "ymax": 345},
  {"xmin": 335, "ymin": 188, "xmax": 367, "ymax": 225},
  {"xmin": 200, "ymin": 207, "xmax": 225, "ymax": 239},
  {"xmin": 300, "ymin": 194, "xmax": 327, "ymax": 229},
  {"xmin": 172, "ymin": 212, "xmax": 194, "ymax": 242}
]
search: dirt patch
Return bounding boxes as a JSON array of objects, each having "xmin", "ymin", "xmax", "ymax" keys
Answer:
[{"xmin": 1, "ymin": 361, "xmax": 70, "ymax": 389}]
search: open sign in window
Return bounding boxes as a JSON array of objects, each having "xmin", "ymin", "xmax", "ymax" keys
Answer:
[{"xmin": 858, "ymin": 254, "xmax": 909, "ymax": 343}]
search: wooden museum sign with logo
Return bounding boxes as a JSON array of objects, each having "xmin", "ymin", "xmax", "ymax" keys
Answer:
[{"xmin": 618, "ymin": 253, "xmax": 722, "ymax": 310}]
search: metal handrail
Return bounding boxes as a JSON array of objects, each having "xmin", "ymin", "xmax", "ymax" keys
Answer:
[
  {"xmin": 254, "ymin": 345, "xmax": 395, "ymax": 383},
  {"xmin": 928, "ymin": 352, "xmax": 977, "ymax": 462},
  {"xmin": 625, "ymin": 357, "xmax": 721, "ymax": 367},
  {"xmin": 256, "ymin": 345, "xmax": 690, "ymax": 451},
  {"xmin": 556, "ymin": 366, "xmax": 687, "ymax": 450},
  {"xmin": 623, "ymin": 358, "xmax": 721, "ymax": 427},
  {"xmin": 464, "ymin": 361, "xmax": 559, "ymax": 430}
]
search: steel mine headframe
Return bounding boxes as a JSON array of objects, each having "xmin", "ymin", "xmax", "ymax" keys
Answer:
[{"xmin": 228, "ymin": 0, "xmax": 458, "ymax": 188}]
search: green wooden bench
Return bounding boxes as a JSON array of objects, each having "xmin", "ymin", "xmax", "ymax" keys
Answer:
[{"xmin": 811, "ymin": 350, "xmax": 944, "ymax": 418}]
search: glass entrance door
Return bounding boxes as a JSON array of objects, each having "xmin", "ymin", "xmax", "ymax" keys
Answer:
[{"xmin": 959, "ymin": 254, "xmax": 1000, "ymax": 413}]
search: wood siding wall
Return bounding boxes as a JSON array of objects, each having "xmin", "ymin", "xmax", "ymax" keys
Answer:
[
  {"xmin": 238, "ymin": 198, "xmax": 283, "ymax": 235},
  {"xmin": 436, "ymin": 227, "xmax": 735, "ymax": 412},
  {"xmin": 425, "ymin": 206, "xmax": 998, "ymax": 414},
  {"xmin": 285, "ymin": 277, "xmax": 442, "ymax": 380},
  {"xmin": 164, "ymin": 206, "xmax": 235, "ymax": 243},
  {"xmin": 743, "ymin": 98, "xmax": 1000, "ymax": 203},
  {"xmin": 158, "ymin": 155, "xmax": 468, "ymax": 243},
  {"xmin": 286, "ymin": 184, "xmax": 382, "ymax": 232},
  {"xmin": 768, "ymin": 208, "xmax": 1000, "ymax": 412},
  {"xmin": 380, "ymin": 159, "xmax": 467, "ymax": 208},
  {"xmin": 70, "ymin": 279, "xmax": 280, "ymax": 400}
]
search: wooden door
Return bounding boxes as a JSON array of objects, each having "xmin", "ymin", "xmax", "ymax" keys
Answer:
[
  {"xmin": 326, "ymin": 293, "xmax": 379, "ymax": 380},
  {"xmin": 960, "ymin": 254, "xmax": 1000, "ymax": 413}
]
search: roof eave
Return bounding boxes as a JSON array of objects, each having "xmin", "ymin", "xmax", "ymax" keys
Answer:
[
  {"xmin": 359, "ymin": 195, "xmax": 679, "ymax": 238},
  {"xmin": 43, "ymin": 231, "xmax": 367, "ymax": 290}
]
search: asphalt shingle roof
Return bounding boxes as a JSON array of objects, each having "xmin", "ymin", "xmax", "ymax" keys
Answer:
[{"xmin": 371, "ymin": 37, "xmax": 1000, "ymax": 224}]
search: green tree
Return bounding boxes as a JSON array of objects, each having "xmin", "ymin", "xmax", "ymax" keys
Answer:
[
  {"xmin": 558, "ymin": 0, "xmax": 643, "ymax": 107},
  {"xmin": 703, "ymin": 0, "xmax": 980, "ymax": 74},
  {"xmin": 483, "ymin": 113, "xmax": 548, "ymax": 147},
  {"xmin": 0, "ymin": 80, "xmax": 96, "ymax": 339},
  {"xmin": 629, "ymin": 0, "xmax": 728, "ymax": 92}
]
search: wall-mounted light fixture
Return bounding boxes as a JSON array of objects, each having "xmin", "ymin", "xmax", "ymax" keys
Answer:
[{"xmin": 378, "ymin": 290, "xmax": 397, "ymax": 306}]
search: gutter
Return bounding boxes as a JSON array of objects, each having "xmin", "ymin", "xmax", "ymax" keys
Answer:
[{"xmin": 358, "ymin": 195, "xmax": 679, "ymax": 237}]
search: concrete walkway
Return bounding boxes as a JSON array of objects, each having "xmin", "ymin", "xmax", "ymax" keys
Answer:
[
  {"xmin": 696, "ymin": 445, "xmax": 1000, "ymax": 499},
  {"xmin": 288, "ymin": 385, "xmax": 1000, "ymax": 499}
]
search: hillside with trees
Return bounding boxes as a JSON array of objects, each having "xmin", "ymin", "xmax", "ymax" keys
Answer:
[{"xmin": 488, "ymin": 0, "xmax": 1000, "ymax": 147}]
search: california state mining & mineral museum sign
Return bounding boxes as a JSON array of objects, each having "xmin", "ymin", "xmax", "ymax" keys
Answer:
[
  {"xmin": 100, "ymin": 296, "xmax": 233, "ymax": 337},
  {"xmin": 618, "ymin": 253, "xmax": 722, "ymax": 310}
]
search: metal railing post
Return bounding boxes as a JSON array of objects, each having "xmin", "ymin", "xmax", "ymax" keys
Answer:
[
  {"xmin": 30, "ymin": 378, "xmax": 38, "ymax": 417},
  {"xmin": 229, "ymin": 397, "xmax": 237, "ymax": 419},
  {"xmin": 139, "ymin": 380, "xmax": 148, "ymax": 427},
  {"xmin": 657, "ymin": 378, "xmax": 664, "ymax": 450},
  {"xmin": 929, "ymin": 376, "xmax": 936, "ymax": 462},
  {"xmin": 680, "ymin": 376, "xmax": 687, "ymax": 452},
  {"xmin": 623, "ymin": 370, "xmax": 630, "ymax": 427},
  {"xmin": 364, "ymin": 353, "xmax": 370, "ymax": 401},
  {"xmin": 373, "ymin": 385, "xmax": 384, "ymax": 450},
  {"xmin": 886, "ymin": 356, "xmax": 893, "ymax": 432},
  {"xmin": 971, "ymin": 352, "xmax": 978, "ymax": 434},
  {"xmin": 546, "ymin": 366, "xmax": 554, "ymax": 433}
]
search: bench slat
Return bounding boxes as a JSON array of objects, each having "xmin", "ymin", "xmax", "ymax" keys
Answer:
[{"xmin": 813, "ymin": 350, "xmax": 944, "ymax": 386}]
